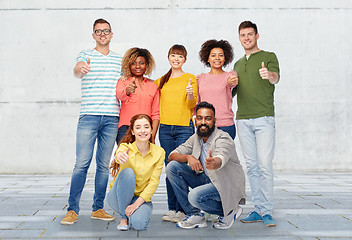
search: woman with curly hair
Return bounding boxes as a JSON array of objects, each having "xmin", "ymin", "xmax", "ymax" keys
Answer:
[
  {"xmin": 107, "ymin": 114, "xmax": 165, "ymax": 231},
  {"xmin": 198, "ymin": 39, "xmax": 238, "ymax": 139},
  {"xmin": 154, "ymin": 44, "xmax": 197, "ymax": 223},
  {"xmin": 116, "ymin": 48, "xmax": 160, "ymax": 143}
]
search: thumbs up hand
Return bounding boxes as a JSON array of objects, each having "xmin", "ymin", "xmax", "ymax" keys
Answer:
[
  {"xmin": 259, "ymin": 62, "xmax": 270, "ymax": 80},
  {"xmin": 116, "ymin": 147, "xmax": 130, "ymax": 164},
  {"xmin": 126, "ymin": 78, "xmax": 137, "ymax": 96},
  {"xmin": 80, "ymin": 58, "xmax": 91, "ymax": 76},
  {"xmin": 227, "ymin": 72, "xmax": 239, "ymax": 87},
  {"xmin": 205, "ymin": 149, "xmax": 216, "ymax": 170},
  {"xmin": 186, "ymin": 78, "xmax": 193, "ymax": 96}
]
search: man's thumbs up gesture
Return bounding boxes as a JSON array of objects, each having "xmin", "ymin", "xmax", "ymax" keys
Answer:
[
  {"xmin": 259, "ymin": 62, "xmax": 279, "ymax": 84},
  {"xmin": 205, "ymin": 149, "xmax": 220, "ymax": 170},
  {"xmin": 116, "ymin": 147, "xmax": 130, "ymax": 164},
  {"xmin": 80, "ymin": 58, "xmax": 91, "ymax": 75}
]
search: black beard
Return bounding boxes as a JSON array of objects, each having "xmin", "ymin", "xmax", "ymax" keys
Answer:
[{"xmin": 196, "ymin": 124, "xmax": 215, "ymax": 138}]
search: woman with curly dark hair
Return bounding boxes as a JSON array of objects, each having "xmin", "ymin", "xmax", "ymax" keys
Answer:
[
  {"xmin": 198, "ymin": 39, "xmax": 238, "ymax": 139},
  {"xmin": 116, "ymin": 48, "xmax": 160, "ymax": 144}
]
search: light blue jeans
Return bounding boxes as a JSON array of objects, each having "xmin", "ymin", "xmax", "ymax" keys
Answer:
[
  {"xmin": 107, "ymin": 168, "xmax": 152, "ymax": 231},
  {"xmin": 68, "ymin": 115, "xmax": 118, "ymax": 214},
  {"xmin": 236, "ymin": 116, "xmax": 275, "ymax": 215},
  {"xmin": 166, "ymin": 161, "xmax": 213, "ymax": 216}
]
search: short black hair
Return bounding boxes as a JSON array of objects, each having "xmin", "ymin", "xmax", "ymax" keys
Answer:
[{"xmin": 196, "ymin": 101, "xmax": 215, "ymax": 116}]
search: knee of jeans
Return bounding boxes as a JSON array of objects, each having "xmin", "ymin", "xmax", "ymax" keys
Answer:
[
  {"xmin": 188, "ymin": 188, "xmax": 198, "ymax": 208},
  {"xmin": 165, "ymin": 161, "xmax": 179, "ymax": 177},
  {"xmin": 119, "ymin": 168, "xmax": 136, "ymax": 181},
  {"xmin": 130, "ymin": 218, "xmax": 149, "ymax": 231}
]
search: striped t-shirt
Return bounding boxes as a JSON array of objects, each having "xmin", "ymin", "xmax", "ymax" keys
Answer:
[{"xmin": 76, "ymin": 49, "xmax": 122, "ymax": 116}]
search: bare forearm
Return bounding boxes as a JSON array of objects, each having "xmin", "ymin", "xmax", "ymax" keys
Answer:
[
  {"xmin": 169, "ymin": 152, "xmax": 188, "ymax": 163},
  {"xmin": 268, "ymin": 72, "xmax": 279, "ymax": 84}
]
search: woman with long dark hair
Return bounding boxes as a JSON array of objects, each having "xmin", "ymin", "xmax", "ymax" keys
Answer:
[{"xmin": 154, "ymin": 44, "xmax": 197, "ymax": 223}]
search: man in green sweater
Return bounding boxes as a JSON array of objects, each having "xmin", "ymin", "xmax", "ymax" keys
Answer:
[{"xmin": 232, "ymin": 20, "xmax": 280, "ymax": 227}]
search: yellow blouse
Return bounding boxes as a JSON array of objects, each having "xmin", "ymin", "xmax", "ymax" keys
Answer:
[
  {"xmin": 154, "ymin": 73, "xmax": 197, "ymax": 126},
  {"xmin": 109, "ymin": 142, "xmax": 165, "ymax": 202}
]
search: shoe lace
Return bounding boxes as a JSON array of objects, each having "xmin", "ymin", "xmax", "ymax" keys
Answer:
[{"xmin": 265, "ymin": 215, "xmax": 273, "ymax": 220}]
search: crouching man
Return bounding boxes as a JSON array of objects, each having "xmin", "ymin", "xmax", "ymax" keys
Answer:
[{"xmin": 166, "ymin": 101, "xmax": 245, "ymax": 229}]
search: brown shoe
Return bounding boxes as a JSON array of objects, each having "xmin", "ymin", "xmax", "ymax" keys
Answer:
[
  {"xmin": 91, "ymin": 209, "xmax": 115, "ymax": 221},
  {"xmin": 61, "ymin": 210, "xmax": 77, "ymax": 225}
]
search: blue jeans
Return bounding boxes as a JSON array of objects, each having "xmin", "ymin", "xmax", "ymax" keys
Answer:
[
  {"xmin": 236, "ymin": 116, "xmax": 275, "ymax": 215},
  {"xmin": 159, "ymin": 121, "xmax": 195, "ymax": 212},
  {"xmin": 116, "ymin": 125, "xmax": 129, "ymax": 144},
  {"xmin": 107, "ymin": 168, "xmax": 152, "ymax": 231},
  {"xmin": 166, "ymin": 161, "xmax": 211, "ymax": 215},
  {"xmin": 218, "ymin": 123, "xmax": 236, "ymax": 140},
  {"xmin": 188, "ymin": 183, "xmax": 224, "ymax": 216},
  {"xmin": 68, "ymin": 115, "xmax": 119, "ymax": 214}
]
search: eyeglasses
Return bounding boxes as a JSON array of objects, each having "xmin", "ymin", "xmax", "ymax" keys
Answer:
[{"xmin": 94, "ymin": 29, "xmax": 111, "ymax": 36}]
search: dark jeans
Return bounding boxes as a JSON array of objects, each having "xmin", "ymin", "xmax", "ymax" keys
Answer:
[
  {"xmin": 159, "ymin": 120, "xmax": 195, "ymax": 212},
  {"xmin": 218, "ymin": 123, "xmax": 236, "ymax": 139},
  {"xmin": 116, "ymin": 125, "xmax": 129, "ymax": 144}
]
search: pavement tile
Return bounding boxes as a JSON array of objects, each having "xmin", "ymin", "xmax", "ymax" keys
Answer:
[{"xmin": 1, "ymin": 173, "xmax": 352, "ymax": 239}]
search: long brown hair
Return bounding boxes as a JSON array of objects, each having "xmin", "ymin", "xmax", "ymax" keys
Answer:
[
  {"xmin": 158, "ymin": 44, "xmax": 187, "ymax": 90},
  {"xmin": 118, "ymin": 114, "xmax": 153, "ymax": 145}
]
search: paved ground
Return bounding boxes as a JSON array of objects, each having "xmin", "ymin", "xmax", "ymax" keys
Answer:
[{"xmin": 0, "ymin": 172, "xmax": 351, "ymax": 239}]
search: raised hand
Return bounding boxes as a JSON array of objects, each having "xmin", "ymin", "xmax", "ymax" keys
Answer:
[
  {"xmin": 227, "ymin": 72, "xmax": 239, "ymax": 87},
  {"xmin": 259, "ymin": 62, "xmax": 270, "ymax": 80},
  {"xmin": 205, "ymin": 149, "xmax": 216, "ymax": 170},
  {"xmin": 116, "ymin": 147, "xmax": 130, "ymax": 164},
  {"xmin": 126, "ymin": 78, "xmax": 137, "ymax": 96},
  {"xmin": 186, "ymin": 78, "xmax": 193, "ymax": 96},
  {"xmin": 80, "ymin": 58, "xmax": 91, "ymax": 75}
]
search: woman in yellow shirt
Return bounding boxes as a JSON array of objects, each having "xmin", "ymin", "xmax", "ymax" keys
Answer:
[
  {"xmin": 154, "ymin": 44, "xmax": 197, "ymax": 222},
  {"xmin": 107, "ymin": 114, "xmax": 165, "ymax": 231}
]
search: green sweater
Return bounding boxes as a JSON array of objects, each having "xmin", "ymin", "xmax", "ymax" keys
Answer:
[{"xmin": 232, "ymin": 50, "xmax": 280, "ymax": 119}]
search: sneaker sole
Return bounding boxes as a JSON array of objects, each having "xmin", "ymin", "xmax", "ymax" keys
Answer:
[
  {"xmin": 240, "ymin": 219, "xmax": 263, "ymax": 223},
  {"xmin": 162, "ymin": 217, "xmax": 173, "ymax": 222},
  {"xmin": 91, "ymin": 216, "xmax": 115, "ymax": 221},
  {"xmin": 265, "ymin": 223, "xmax": 276, "ymax": 227},
  {"xmin": 61, "ymin": 220, "xmax": 77, "ymax": 225},
  {"xmin": 177, "ymin": 222, "xmax": 207, "ymax": 229}
]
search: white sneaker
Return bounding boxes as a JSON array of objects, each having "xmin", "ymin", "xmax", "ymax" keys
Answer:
[
  {"xmin": 213, "ymin": 212, "xmax": 235, "ymax": 230},
  {"xmin": 177, "ymin": 213, "xmax": 207, "ymax": 229},
  {"xmin": 162, "ymin": 210, "xmax": 176, "ymax": 222},
  {"xmin": 235, "ymin": 206, "xmax": 243, "ymax": 220},
  {"xmin": 171, "ymin": 211, "xmax": 186, "ymax": 223}
]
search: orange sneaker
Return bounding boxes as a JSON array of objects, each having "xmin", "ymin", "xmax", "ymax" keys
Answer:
[
  {"xmin": 91, "ymin": 209, "xmax": 115, "ymax": 221},
  {"xmin": 61, "ymin": 210, "xmax": 77, "ymax": 225}
]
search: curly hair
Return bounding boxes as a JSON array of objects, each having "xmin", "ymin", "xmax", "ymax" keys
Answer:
[
  {"xmin": 199, "ymin": 39, "xmax": 234, "ymax": 68},
  {"xmin": 121, "ymin": 48, "xmax": 155, "ymax": 77}
]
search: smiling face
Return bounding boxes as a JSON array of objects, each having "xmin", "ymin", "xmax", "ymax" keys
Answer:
[
  {"xmin": 132, "ymin": 118, "xmax": 152, "ymax": 143},
  {"xmin": 239, "ymin": 27, "xmax": 259, "ymax": 52},
  {"xmin": 130, "ymin": 56, "xmax": 147, "ymax": 77},
  {"xmin": 195, "ymin": 108, "xmax": 216, "ymax": 138},
  {"xmin": 208, "ymin": 48, "xmax": 225, "ymax": 70},
  {"xmin": 168, "ymin": 53, "xmax": 186, "ymax": 70},
  {"xmin": 92, "ymin": 23, "xmax": 113, "ymax": 47}
]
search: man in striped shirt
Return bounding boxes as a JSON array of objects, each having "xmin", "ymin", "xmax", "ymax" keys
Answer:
[{"xmin": 61, "ymin": 18, "xmax": 122, "ymax": 225}]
